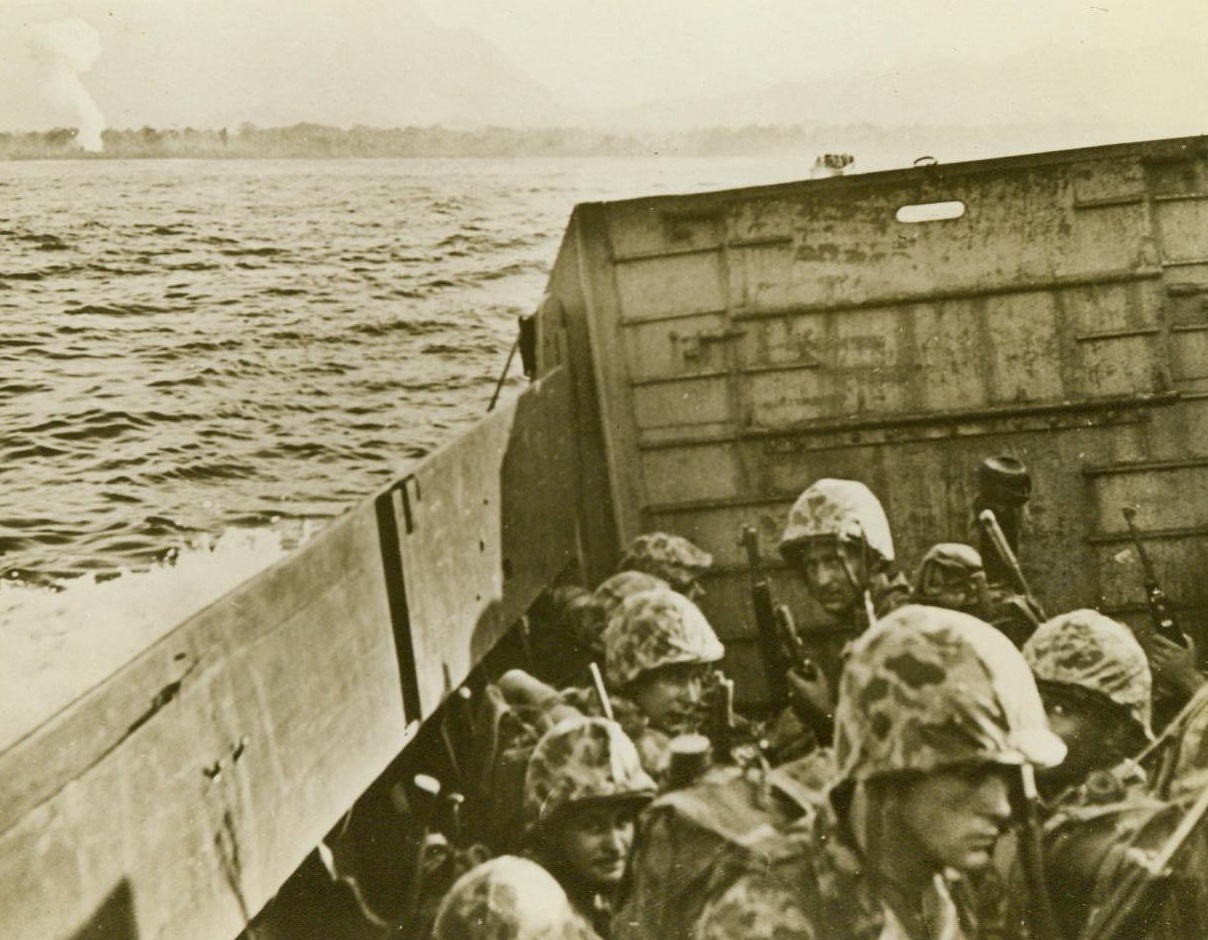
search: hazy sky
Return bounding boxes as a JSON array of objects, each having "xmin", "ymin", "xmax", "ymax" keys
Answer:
[
  {"xmin": 0, "ymin": 0, "xmax": 1205, "ymax": 134},
  {"xmin": 419, "ymin": 0, "xmax": 1201, "ymax": 109}
]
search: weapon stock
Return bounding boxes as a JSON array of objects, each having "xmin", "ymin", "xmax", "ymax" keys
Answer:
[
  {"xmin": 1122, "ymin": 507, "xmax": 1187, "ymax": 647},
  {"xmin": 740, "ymin": 525, "xmax": 792, "ymax": 708}
]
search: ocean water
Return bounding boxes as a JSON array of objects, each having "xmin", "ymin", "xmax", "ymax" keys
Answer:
[{"xmin": 0, "ymin": 154, "xmax": 835, "ymax": 737}]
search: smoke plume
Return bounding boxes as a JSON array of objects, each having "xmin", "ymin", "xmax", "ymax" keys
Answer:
[{"xmin": 27, "ymin": 20, "xmax": 106, "ymax": 152}]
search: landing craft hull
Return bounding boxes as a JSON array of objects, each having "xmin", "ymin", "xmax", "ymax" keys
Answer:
[
  {"xmin": 0, "ymin": 369, "xmax": 583, "ymax": 938},
  {"xmin": 5, "ymin": 134, "xmax": 1208, "ymax": 938}
]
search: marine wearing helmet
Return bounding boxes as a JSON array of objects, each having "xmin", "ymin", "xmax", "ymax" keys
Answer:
[
  {"xmin": 911, "ymin": 542, "xmax": 987, "ymax": 615},
  {"xmin": 593, "ymin": 571, "xmax": 670, "ymax": 622},
  {"xmin": 603, "ymin": 588, "xmax": 725, "ymax": 737},
  {"xmin": 692, "ymin": 605, "xmax": 1065, "ymax": 940},
  {"xmin": 779, "ymin": 478, "xmax": 909, "ymax": 626},
  {"xmin": 1023, "ymin": 609, "xmax": 1152, "ymax": 798},
  {"xmin": 523, "ymin": 716, "xmax": 656, "ymax": 937},
  {"xmin": 766, "ymin": 480, "xmax": 910, "ymax": 763},
  {"xmin": 431, "ymin": 854, "xmax": 601, "ymax": 940},
  {"xmin": 616, "ymin": 532, "xmax": 713, "ymax": 599}
]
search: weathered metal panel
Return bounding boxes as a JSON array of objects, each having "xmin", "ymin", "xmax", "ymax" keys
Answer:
[
  {"xmin": 0, "ymin": 502, "xmax": 409, "ymax": 940},
  {"xmin": 614, "ymin": 252, "xmax": 726, "ymax": 322},
  {"xmin": 640, "ymin": 444, "xmax": 741, "ymax": 507},
  {"xmin": 633, "ymin": 378, "xmax": 730, "ymax": 432},
  {"xmin": 542, "ymin": 136, "xmax": 1208, "ymax": 707},
  {"xmin": 624, "ymin": 312, "xmax": 732, "ymax": 382},
  {"xmin": 727, "ymin": 170, "xmax": 1151, "ymax": 314},
  {"xmin": 391, "ymin": 368, "xmax": 579, "ymax": 718},
  {"xmin": 607, "ymin": 202, "xmax": 722, "ymax": 260},
  {"xmin": 1154, "ymin": 198, "xmax": 1208, "ymax": 262}
]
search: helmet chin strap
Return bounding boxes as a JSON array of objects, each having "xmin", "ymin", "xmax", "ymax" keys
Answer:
[
  {"xmin": 852, "ymin": 779, "xmax": 936, "ymax": 898},
  {"xmin": 836, "ymin": 533, "xmax": 877, "ymax": 626}
]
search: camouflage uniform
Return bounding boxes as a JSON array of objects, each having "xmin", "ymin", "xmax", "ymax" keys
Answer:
[
  {"xmin": 616, "ymin": 533, "xmax": 713, "ymax": 594},
  {"xmin": 524, "ymin": 716, "xmax": 657, "ymax": 938},
  {"xmin": 431, "ymin": 854, "xmax": 602, "ymax": 940},
  {"xmin": 692, "ymin": 605, "xmax": 1065, "ymax": 940},
  {"xmin": 613, "ymin": 749, "xmax": 836, "ymax": 940},
  {"xmin": 1023, "ymin": 608, "xmax": 1154, "ymax": 740}
]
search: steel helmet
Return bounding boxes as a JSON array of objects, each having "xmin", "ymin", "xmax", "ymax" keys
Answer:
[
  {"xmin": 778, "ymin": 478, "xmax": 895, "ymax": 563},
  {"xmin": 835, "ymin": 604, "xmax": 1066, "ymax": 782},
  {"xmin": 593, "ymin": 571, "xmax": 670, "ymax": 620},
  {"xmin": 603, "ymin": 588, "xmax": 725, "ymax": 689},
  {"xmin": 1023, "ymin": 609, "xmax": 1153, "ymax": 740},
  {"xmin": 523, "ymin": 716, "xmax": 657, "ymax": 831},
  {"xmin": 432, "ymin": 855, "xmax": 598, "ymax": 940},
  {"xmin": 616, "ymin": 532, "xmax": 713, "ymax": 589},
  {"xmin": 913, "ymin": 543, "xmax": 985, "ymax": 608}
]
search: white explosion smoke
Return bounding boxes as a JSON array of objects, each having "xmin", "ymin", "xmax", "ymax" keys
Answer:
[{"xmin": 27, "ymin": 19, "xmax": 106, "ymax": 153}]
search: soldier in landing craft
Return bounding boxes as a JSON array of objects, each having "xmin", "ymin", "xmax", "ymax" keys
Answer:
[
  {"xmin": 595, "ymin": 587, "xmax": 726, "ymax": 777},
  {"xmin": 522, "ymin": 716, "xmax": 657, "ymax": 938},
  {"xmin": 431, "ymin": 855, "xmax": 601, "ymax": 940},
  {"xmin": 1022, "ymin": 609, "xmax": 1154, "ymax": 801},
  {"xmin": 437, "ymin": 717, "xmax": 654, "ymax": 940},
  {"xmin": 615, "ymin": 532, "xmax": 713, "ymax": 601},
  {"xmin": 692, "ymin": 604, "xmax": 1066, "ymax": 940},
  {"xmin": 763, "ymin": 478, "xmax": 911, "ymax": 760},
  {"xmin": 778, "ymin": 478, "xmax": 910, "ymax": 631}
]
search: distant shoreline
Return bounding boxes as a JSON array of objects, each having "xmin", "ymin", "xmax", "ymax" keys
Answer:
[{"xmin": 0, "ymin": 121, "xmax": 1130, "ymax": 162}]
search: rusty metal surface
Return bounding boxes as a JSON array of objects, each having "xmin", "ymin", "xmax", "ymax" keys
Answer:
[{"xmin": 555, "ymin": 135, "xmax": 1208, "ymax": 704}]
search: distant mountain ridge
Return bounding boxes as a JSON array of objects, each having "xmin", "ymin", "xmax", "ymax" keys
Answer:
[
  {"xmin": 0, "ymin": 1, "xmax": 1201, "ymax": 145},
  {"xmin": 589, "ymin": 44, "xmax": 1204, "ymax": 139}
]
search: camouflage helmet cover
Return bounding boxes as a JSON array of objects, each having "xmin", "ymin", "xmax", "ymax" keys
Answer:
[
  {"xmin": 779, "ymin": 478, "xmax": 895, "ymax": 562},
  {"xmin": 616, "ymin": 532, "xmax": 713, "ymax": 587},
  {"xmin": 603, "ymin": 588, "xmax": 725, "ymax": 688},
  {"xmin": 1023, "ymin": 609, "xmax": 1153, "ymax": 739},
  {"xmin": 593, "ymin": 571, "xmax": 670, "ymax": 620},
  {"xmin": 523, "ymin": 716, "xmax": 656, "ymax": 830},
  {"xmin": 432, "ymin": 855, "xmax": 598, "ymax": 940},
  {"xmin": 835, "ymin": 604, "xmax": 1066, "ymax": 782},
  {"xmin": 917, "ymin": 542, "xmax": 983, "ymax": 575},
  {"xmin": 913, "ymin": 543, "xmax": 984, "ymax": 601}
]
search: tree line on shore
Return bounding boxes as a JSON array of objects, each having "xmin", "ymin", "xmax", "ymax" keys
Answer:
[{"xmin": 0, "ymin": 121, "xmax": 995, "ymax": 160}]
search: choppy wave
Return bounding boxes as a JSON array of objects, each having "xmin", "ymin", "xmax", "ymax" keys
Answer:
[{"xmin": 0, "ymin": 153, "xmax": 824, "ymax": 726}]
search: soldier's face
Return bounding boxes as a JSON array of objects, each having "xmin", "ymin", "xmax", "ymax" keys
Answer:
[
  {"xmin": 892, "ymin": 764, "xmax": 1015, "ymax": 872},
  {"xmin": 554, "ymin": 801, "xmax": 637, "ymax": 889},
  {"xmin": 630, "ymin": 663, "xmax": 707, "ymax": 734},
  {"xmin": 797, "ymin": 540, "xmax": 863, "ymax": 617},
  {"xmin": 1036, "ymin": 686, "xmax": 1125, "ymax": 794}
]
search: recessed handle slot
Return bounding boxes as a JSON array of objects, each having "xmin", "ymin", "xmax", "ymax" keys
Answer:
[{"xmin": 896, "ymin": 200, "xmax": 966, "ymax": 223}]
